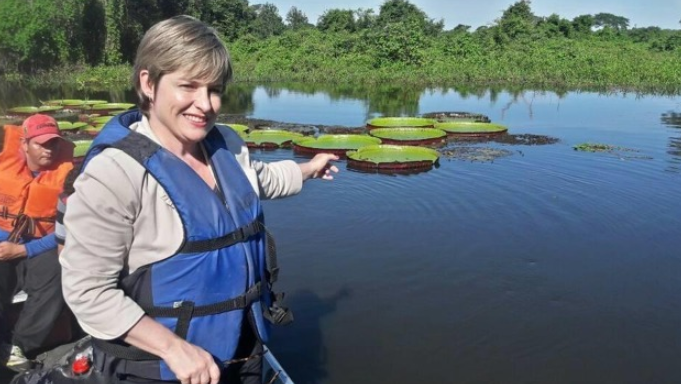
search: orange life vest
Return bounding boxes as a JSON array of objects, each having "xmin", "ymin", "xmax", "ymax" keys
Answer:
[{"xmin": 0, "ymin": 125, "xmax": 73, "ymax": 240}]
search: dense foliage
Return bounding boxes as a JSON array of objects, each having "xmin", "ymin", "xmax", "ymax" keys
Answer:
[{"xmin": 1, "ymin": 0, "xmax": 680, "ymax": 90}]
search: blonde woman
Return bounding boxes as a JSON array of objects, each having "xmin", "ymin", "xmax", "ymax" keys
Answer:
[{"xmin": 61, "ymin": 15, "xmax": 338, "ymax": 384}]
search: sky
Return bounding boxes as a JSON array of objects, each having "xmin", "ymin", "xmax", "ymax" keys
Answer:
[{"xmin": 263, "ymin": 0, "xmax": 681, "ymax": 30}]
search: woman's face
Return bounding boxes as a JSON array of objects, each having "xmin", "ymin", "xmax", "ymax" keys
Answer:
[{"xmin": 140, "ymin": 68, "xmax": 223, "ymax": 146}]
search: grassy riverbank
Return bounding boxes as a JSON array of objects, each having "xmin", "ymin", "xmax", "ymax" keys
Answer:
[
  {"xmin": 5, "ymin": 31, "xmax": 680, "ymax": 94},
  {"xmin": 3, "ymin": 0, "xmax": 681, "ymax": 95}
]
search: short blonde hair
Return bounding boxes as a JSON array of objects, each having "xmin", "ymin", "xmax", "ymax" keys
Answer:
[{"xmin": 132, "ymin": 15, "xmax": 233, "ymax": 115}]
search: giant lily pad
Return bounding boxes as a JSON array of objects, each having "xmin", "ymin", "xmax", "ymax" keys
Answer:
[
  {"xmin": 71, "ymin": 139, "xmax": 93, "ymax": 158},
  {"xmin": 58, "ymin": 121, "xmax": 88, "ymax": 131},
  {"xmin": 7, "ymin": 105, "xmax": 64, "ymax": 116},
  {"xmin": 88, "ymin": 103, "xmax": 135, "ymax": 115},
  {"xmin": 222, "ymin": 124, "xmax": 249, "ymax": 135},
  {"xmin": 346, "ymin": 144, "xmax": 439, "ymax": 171},
  {"xmin": 292, "ymin": 134, "xmax": 382, "ymax": 157},
  {"xmin": 83, "ymin": 125, "xmax": 104, "ymax": 137},
  {"xmin": 83, "ymin": 100, "xmax": 109, "ymax": 106},
  {"xmin": 368, "ymin": 128, "xmax": 447, "ymax": 146},
  {"xmin": 243, "ymin": 130, "xmax": 304, "ymax": 149},
  {"xmin": 434, "ymin": 122, "xmax": 508, "ymax": 136},
  {"xmin": 366, "ymin": 117, "xmax": 436, "ymax": 129},
  {"xmin": 89, "ymin": 115, "xmax": 113, "ymax": 125}
]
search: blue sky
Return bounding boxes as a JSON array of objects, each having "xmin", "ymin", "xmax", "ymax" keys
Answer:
[{"xmin": 263, "ymin": 0, "xmax": 680, "ymax": 30}]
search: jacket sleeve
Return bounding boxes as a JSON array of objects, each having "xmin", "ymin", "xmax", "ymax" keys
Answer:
[
  {"xmin": 225, "ymin": 134, "xmax": 303, "ymax": 199},
  {"xmin": 251, "ymin": 159, "xmax": 303, "ymax": 199},
  {"xmin": 24, "ymin": 233, "xmax": 57, "ymax": 258},
  {"xmin": 59, "ymin": 150, "xmax": 146, "ymax": 340}
]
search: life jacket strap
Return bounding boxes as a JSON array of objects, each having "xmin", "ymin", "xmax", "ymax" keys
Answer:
[
  {"xmin": 6, "ymin": 213, "xmax": 55, "ymax": 243},
  {"xmin": 92, "ymin": 282, "xmax": 264, "ymax": 361},
  {"xmin": 179, "ymin": 220, "xmax": 263, "ymax": 253}
]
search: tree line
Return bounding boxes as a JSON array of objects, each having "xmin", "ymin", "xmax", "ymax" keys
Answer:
[{"xmin": 0, "ymin": 0, "xmax": 679, "ymax": 87}]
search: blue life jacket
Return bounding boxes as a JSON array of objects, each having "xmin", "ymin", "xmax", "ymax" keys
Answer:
[{"xmin": 80, "ymin": 110, "xmax": 291, "ymax": 381}]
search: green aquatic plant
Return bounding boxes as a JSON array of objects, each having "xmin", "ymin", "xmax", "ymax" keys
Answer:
[
  {"xmin": 366, "ymin": 117, "xmax": 437, "ymax": 129},
  {"xmin": 573, "ymin": 143, "xmax": 620, "ymax": 152},
  {"xmin": 346, "ymin": 144, "xmax": 439, "ymax": 171}
]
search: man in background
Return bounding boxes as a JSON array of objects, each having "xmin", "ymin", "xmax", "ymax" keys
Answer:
[{"xmin": 0, "ymin": 114, "xmax": 74, "ymax": 372}]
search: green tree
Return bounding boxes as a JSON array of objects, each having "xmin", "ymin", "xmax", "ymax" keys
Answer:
[
  {"xmin": 201, "ymin": 0, "xmax": 255, "ymax": 41},
  {"xmin": 593, "ymin": 12, "xmax": 629, "ymax": 30},
  {"xmin": 0, "ymin": 0, "xmax": 72, "ymax": 71},
  {"xmin": 375, "ymin": 0, "xmax": 443, "ymax": 36},
  {"xmin": 250, "ymin": 3, "xmax": 285, "ymax": 38},
  {"xmin": 285, "ymin": 6, "xmax": 311, "ymax": 30},
  {"xmin": 317, "ymin": 9, "xmax": 356, "ymax": 33},
  {"xmin": 494, "ymin": 0, "xmax": 536, "ymax": 44},
  {"xmin": 572, "ymin": 14, "xmax": 594, "ymax": 36},
  {"xmin": 355, "ymin": 8, "xmax": 376, "ymax": 30}
]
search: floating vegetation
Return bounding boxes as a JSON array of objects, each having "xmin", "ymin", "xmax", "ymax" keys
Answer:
[
  {"xmin": 243, "ymin": 129, "xmax": 304, "ymax": 149},
  {"xmin": 573, "ymin": 142, "xmax": 651, "ymax": 160},
  {"xmin": 421, "ymin": 111, "xmax": 491, "ymax": 123},
  {"xmin": 87, "ymin": 103, "xmax": 135, "ymax": 115},
  {"xmin": 491, "ymin": 134, "xmax": 559, "ymax": 145},
  {"xmin": 89, "ymin": 115, "xmax": 113, "ymax": 125},
  {"xmin": 439, "ymin": 146, "xmax": 515, "ymax": 162},
  {"xmin": 221, "ymin": 123, "xmax": 249, "ymax": 135},
  {"xmin": 573, "ymin": 143, "xmax": 624, "ymax": 152},
  {"xmin": 7, "ymin": 105, "xmax": 64, "ymax": 116},
  {"xmin": 346, "ymin": 144, "xmax": 439, "ymax": 172},
  {"xmin": 434, "ymin": 122, "xmax": 508, "ymax": 136},
  {"xmin": 57, "ymin": 121, "xmax": 88, "ymax": 131},
  {"xmin": 82, "ymin": 100, "xmax": 108, "ymax": 106},
  {"xmin": 71, "ymin": 139, "xmax": 93, "ymax": 158},
  {"xmin": 366, "ymin": 117, "xmax": 436, "ymax": 129},
  {"xmin": 293, "ymin": 134, "xmax": 381, "ymax": 157},
  {"xmin": 368, "ymin": 127, "xmax": 447, "ymax": 146}
]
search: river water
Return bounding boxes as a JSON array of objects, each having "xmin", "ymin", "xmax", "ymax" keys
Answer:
[{"xmin": 2, "ymin": 84, "xmax": 681, "ymax": 384}]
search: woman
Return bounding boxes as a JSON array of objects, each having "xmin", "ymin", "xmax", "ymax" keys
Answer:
[{"xmin": 60, "ymin": 15, "xmax": 338, "ymax": 384}]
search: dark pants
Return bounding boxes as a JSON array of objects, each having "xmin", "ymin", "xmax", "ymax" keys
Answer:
[{"xmin": 0, "ymin": 248, "xmax": 64, "ymax": 356}]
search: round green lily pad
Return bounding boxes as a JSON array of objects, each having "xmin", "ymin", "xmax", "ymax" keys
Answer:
[
  {"xmin": 8, "ymin": 106, "xmax": 64, "ymax": 116},
  {"xmin": 368, "ymin": 128, "xmax": 447, "ymax": 146},
  {"xmin": 58, "ymin": 121, "xmax": 88, "ymax": 131},
  {"xmin": 89, "ymin": 116, "xmax": 113, "ymax": 125},
  {"xmin": 434, "ymin": 122, "xmax": 508, "ymax": 136},
  {"xmin": 83, "ymin": 125, "xmax": 104, "ymax": 136},
  {"xmin": 88, "ymin": 103, "xmax": 135, "ymax": 115},
  {"xmin": 346, "ymin": 144, "xmax": 439, "ymax": 171},
  {"xmin": 71, "ymin": 139, "xmax": 93, "ymax": 158},
  {"xmin": 83, "ymin": 100, "xmax": 109, "ymax": 105},
  {"xmin": 366, "ymin": 117, "xmax": 436, "ymax": 129},
  {"xmin": 292, "ymin": 134, "xmax": 382, "ymax": 157},
  {"xmin": 223, "ymin": 124, "xmax": 249, "ymax": 134},
  {"xmin": 43, "ymin": 99, "xmax": 85, "ymax": 106},
  {"xmin": 243, "ymin": 130, "xmax": 304, "ymax": 149}
]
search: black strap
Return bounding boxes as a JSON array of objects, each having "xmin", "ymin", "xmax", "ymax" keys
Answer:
[
  {"xmin": 179, "ymin": 220, "xmax": 262, "ymax": 253},
  {"xmin": 142, "ymin": 283, "xmax": 262, "ymax": 319},
  {"xmin": 93, "ymin": 283, "xmax": 264, "ymax": 361}
]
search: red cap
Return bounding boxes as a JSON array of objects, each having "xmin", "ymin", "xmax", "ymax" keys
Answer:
[{"xmin": 22, "ymin": 114, "xmax": 66, "ymax": 145}]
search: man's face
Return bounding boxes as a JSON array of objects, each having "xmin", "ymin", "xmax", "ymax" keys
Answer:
[{"xmin": 23, "ymin": 137, "xmax": 60, "ymax": 171}]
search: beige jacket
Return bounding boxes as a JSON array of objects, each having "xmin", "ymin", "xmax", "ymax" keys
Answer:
[{"xmin": 60, "ymin": 117, "xmax": 303, "ymax": 340}]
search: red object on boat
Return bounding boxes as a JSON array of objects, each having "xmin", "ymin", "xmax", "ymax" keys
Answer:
[{"xmin": 72, "ymin": 355, "xmax": 91, "ymax": 375}]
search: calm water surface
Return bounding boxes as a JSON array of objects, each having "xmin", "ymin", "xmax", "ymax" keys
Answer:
[
  {"xmin": 249, "ymin": 87, "xmax": 681, "ymax": 384},
  {"xmin": 4, "ymin": 84, "xmax": 681, "ymax": 384}
]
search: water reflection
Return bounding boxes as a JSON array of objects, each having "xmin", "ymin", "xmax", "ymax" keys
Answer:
[
  {"xmin": 660, "ymin": 111, "xmax": 681, "ymax": 172},
  {"xmin": 269, "ymin": 288, "xmax": 351, "ymax": 384}
]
